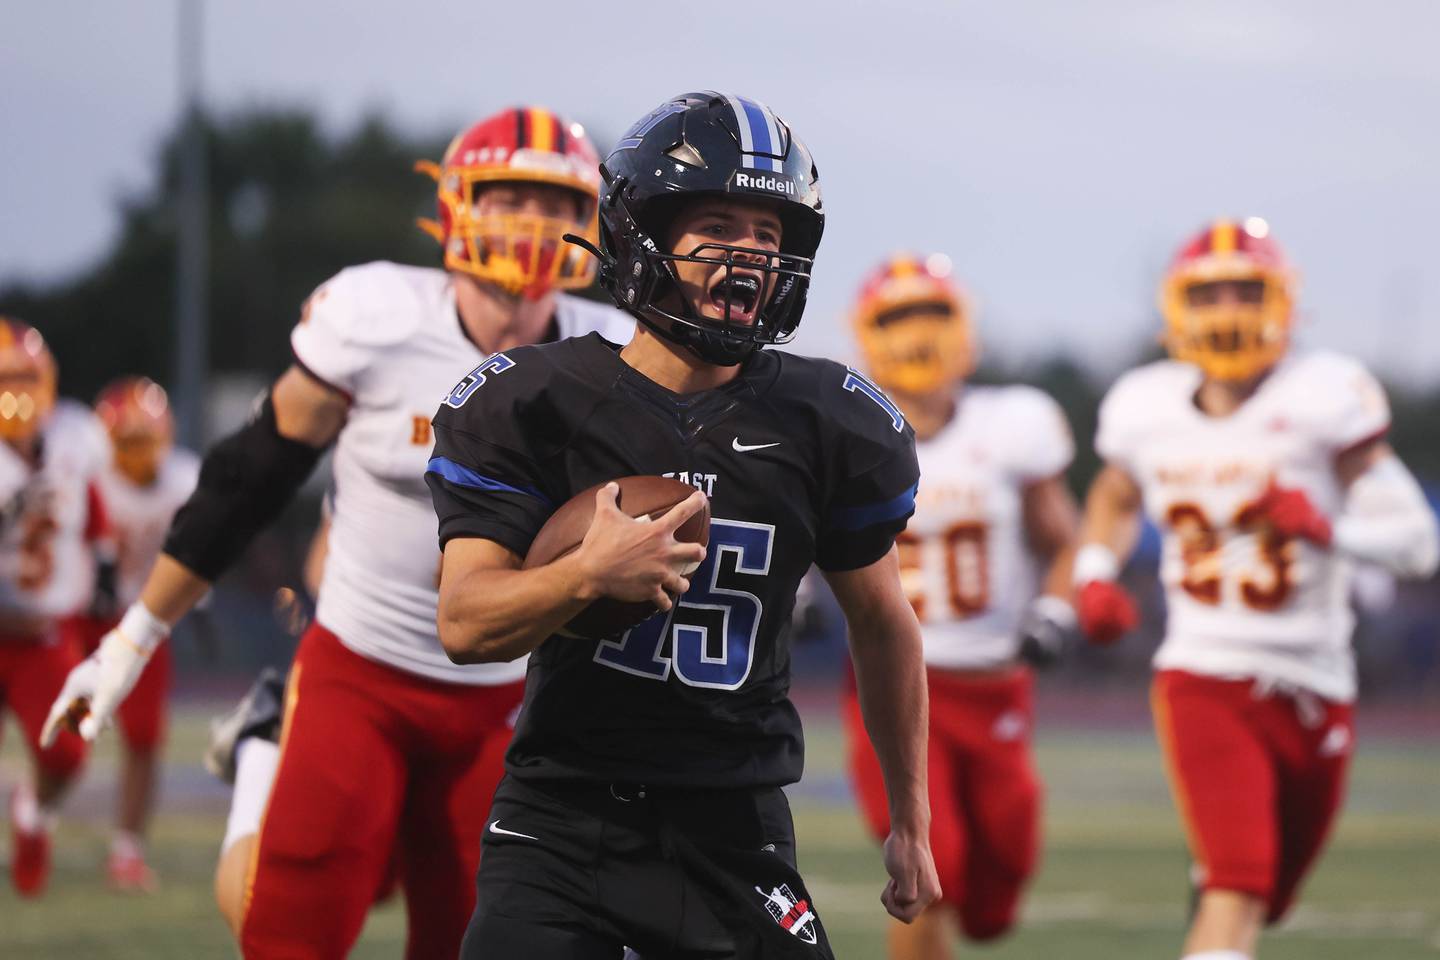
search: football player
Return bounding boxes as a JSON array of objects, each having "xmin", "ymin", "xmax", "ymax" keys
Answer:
[
  {"xmin": 429, "ymin": 91, "xmax": 940, "ymax": 959},
  {"xmin": 0, "ymin": 319, "xmax": 108, "ymax": 896},
  {"xmin": 842, "ymin": 254, "xmax": 1078, "ymax": 958},
  {"xmin": 1074, "ymin": 218, "xmax": 1439, "ymax": 960},
  {"xmin": 44, "ymin": 107, "xmax": 633, "ymax": 958},
  {"xmin": 57, "ymin": 377, "xmax": 198, "ymax": 892},
  {"xmin": 59, "ymin": 377, "xmax": 199, "ymax": 892}
]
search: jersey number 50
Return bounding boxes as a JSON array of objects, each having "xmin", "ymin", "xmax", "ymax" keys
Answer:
[
  {"xmin": 593, "ymin": 519, "xmax": 774, "ymax": 691},
  {"xmin": 897, "ymin": 524, "xmax": 988, "ymax": 621}
]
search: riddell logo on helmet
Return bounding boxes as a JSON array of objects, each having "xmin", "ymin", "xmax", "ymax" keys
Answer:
[{"xmin": 730, "ymin": 171, "xmax": 797, "ymax": 196}]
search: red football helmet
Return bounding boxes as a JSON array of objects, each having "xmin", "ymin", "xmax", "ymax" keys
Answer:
[
  {"xmin": 0, "ymin": 318, "xmax": 57, "ymax": 442},
  {"xmin": 1160, "ymin": 217, "xmax": 1296, "ymax": 381},
  {"xmin": 851, "ymin": 253, "xmax": 975, "ymax": 395},
  {"xmin": 96, "ymin": 376, "xmax": 174, "ymax": 486},
  {"xmin": 416, "ymin": 106, "xmax": 601, "ymax": 300}
]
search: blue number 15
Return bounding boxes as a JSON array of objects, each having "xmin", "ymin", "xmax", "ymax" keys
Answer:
[{"xmin": 594, "ymin": 518, "xmax": 775, "ymax": 691}]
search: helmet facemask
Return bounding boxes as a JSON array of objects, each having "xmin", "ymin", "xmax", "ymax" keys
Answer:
[
  {"xmin": 856, "ymin": 296, "xmax": 974, "ymax": 396},
  {"xmin": 1162, "ymin": 268, "xmax": 1292, "ymax": 382},
  {"xmin": 423, "ymin": 167, "xmax": 598, "ymax": 301},
  {"xmin": 416, "ymin": 108, "xmax": 603, "ymax": 302},
  {"xmin": 0, "ymin": 322, "xmax": 57, "ymax": 443},
  {"xmin": 594, "ymin": 190, "xmax": 815, "ymax": 366},
  {"xmin": 97, "ymin": 377, "xmax": 174, "ymax": 486}
]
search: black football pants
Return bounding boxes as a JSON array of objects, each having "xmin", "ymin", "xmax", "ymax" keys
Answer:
[{"xmin": 461, "ymin": 774, "xmax": 836, "ymax": 960}]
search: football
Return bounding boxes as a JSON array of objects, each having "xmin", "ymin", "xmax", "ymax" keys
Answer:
[{"xmin": 523, "ymin": 475, "xmax": 711, "ymax": 639}]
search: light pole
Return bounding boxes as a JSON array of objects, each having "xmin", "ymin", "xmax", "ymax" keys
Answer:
[{"xmin": 173, "ymin": 0, "xmax": 208, "ymax": 447}]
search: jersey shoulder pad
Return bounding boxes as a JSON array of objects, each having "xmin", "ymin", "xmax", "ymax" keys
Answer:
[
  {"xmin": 985, "ymin": 384, "xmax": 1074, "ymax": 479},
  {"xmin": 309, "ymin": 261, "xmax": 439, "ymax": 347},
  {"xmin": 48, "ymin": 399, "xmax": 111, "ymax": 475},
  {"xmin": 801, "ymin": 354, "xmax": 916, "ymax": 475},
  {"xmin": 431, "ymin": 339, "xmax": 582, "ymax": 460},
  {"xmin": 291, "ymin": 261, "xmax": 439, "ymax": 395},
  {"xmin": 777, "ymin": 353, "xmax": 912, "ymax": 438},
  {"xmin": 554, "ymin": 292, "xmax": 636, "ymax": 344},
  {"xmin": 1095, "ymin": 360, "xmax": 1195, "ymax": 468},
  {"xmin": 1278, "ymin": 350, "xmax": 1390, "ymax": 451},
  {"xmin": 164, "ymin": 446, "xmax": 203, "ymax": 492}
]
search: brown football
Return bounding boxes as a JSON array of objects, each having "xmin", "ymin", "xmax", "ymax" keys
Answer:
[{"xmin": 523, "ymin": 475, "xmax": 710, "ymax": 639}]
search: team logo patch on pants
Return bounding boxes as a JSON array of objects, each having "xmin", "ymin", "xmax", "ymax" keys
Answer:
[{"xmin": 755, "ymin": 882, "xmax": 819, "ymax": 944}]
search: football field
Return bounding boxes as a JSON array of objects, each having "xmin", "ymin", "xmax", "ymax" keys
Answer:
[{"xmin": 3, "ymin": 699, "xmax": 1437, "ymax": 959}]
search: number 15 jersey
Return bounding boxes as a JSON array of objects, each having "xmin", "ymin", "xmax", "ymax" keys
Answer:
[
  {"xmin": 1096, "ymin": 351, "xmax": 1390, "ymax": 701},
  {"xmin": 427, "ymin": 334, "xmax": 918, "ymax": 789}
]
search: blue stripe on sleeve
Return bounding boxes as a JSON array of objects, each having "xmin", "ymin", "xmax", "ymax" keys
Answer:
[
  {"xmin": 825, "ymin": 483, "xmax": 918, "ymax": 532},
  {"xmin": 426, "ymin": 457, "xmax": 553, "ymax": 508}
]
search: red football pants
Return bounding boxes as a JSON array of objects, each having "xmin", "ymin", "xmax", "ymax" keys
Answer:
[
  {"xmin": 0, "ymin": 635, "xmax": 87, "ymax": 780},
  {"xmin": 1152, "ymin": 669, "xmax": 1352, "ymax": 923},
  {"xmin": 240, "ymin": 624, "xmax": 525, "ymax": 960},
  {"xmin": 844, "ymin": 666, "xmax": 1041, "ymax": 941},
  {"xmin": 61, "ymin": 614, "xmax": 172, "ymax": 753}
]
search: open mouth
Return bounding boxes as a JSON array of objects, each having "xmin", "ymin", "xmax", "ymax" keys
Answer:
[{"xmin": 707, "ymin": 271, "xmax": 763, "ymax": 323}]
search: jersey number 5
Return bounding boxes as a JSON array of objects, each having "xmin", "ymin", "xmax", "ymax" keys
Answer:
[
  {"xmin": 442, "ymin": 353, "xmax": 514, "ymax": 409},
  {"xmin": 594, "ymin": 519, "xmax": 774, "ymax": 691}
]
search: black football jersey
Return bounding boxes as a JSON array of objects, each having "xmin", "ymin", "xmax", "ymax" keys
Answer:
[{"xmin": 427, "ymin": 333, "xmax": 918, "ymax": 789}]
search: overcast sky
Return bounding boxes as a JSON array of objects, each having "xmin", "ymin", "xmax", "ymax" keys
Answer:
[{"xmin": 3, "ymin": 1, "xmax": 1437, "ymax": 385}]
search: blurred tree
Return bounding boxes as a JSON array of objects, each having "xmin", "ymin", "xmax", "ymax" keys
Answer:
[
  {"xmin": 0, "ymin": 109, "xmax": 447, "ymax": 402},
  {"xmin": 0, "ymin": 106, "xmax": 1434, "ymax": 490}
]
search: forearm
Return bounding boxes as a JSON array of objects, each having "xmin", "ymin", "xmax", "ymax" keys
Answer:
[
  {"xmin": 1078, "ymin": 465, "xmax": 1143, "ymax": 575},
  {"xmin": 1332, "ymin": 457, "xmax": 1439, "ymax": 578},
  {"xmin": 138, "ymin": 554, "xmax": 213, "ymax": 627},
  {"xmin": 438, "ymin": 549, "xmax": 593, "ymax": 663},
  {"xmin": 849, "ymin": 609, "xmax": 930, "ymax": 832}
]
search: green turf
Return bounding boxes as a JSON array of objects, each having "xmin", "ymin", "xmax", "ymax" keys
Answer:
[{"xmin": 3, "ymin": 706, "xmax": 1437, "ymax": 958}]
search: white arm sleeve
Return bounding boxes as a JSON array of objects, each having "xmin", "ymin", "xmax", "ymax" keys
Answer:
[{"xmin": 1332, "ymin": 455, "xmax": 1440, "ymax": 579}]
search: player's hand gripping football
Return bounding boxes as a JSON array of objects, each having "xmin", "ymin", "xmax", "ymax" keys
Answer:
[
  {"xmin": 572, "ymin": 483, "xmax": 708, "ymax": 612},
  {"xmin": 1252, "ymin": 480, "xmax": 1333, "ymax": 546},
  {"xmin": 881, "ymin": 829, "xmax": 942, "ymax": 923},
  {"xmin": 41, "ymin": 607, "xmax": 166, "ymax": 745}
]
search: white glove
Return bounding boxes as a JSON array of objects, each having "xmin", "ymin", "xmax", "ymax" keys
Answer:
[{"xmin": 41, "ymin": 603, "xmax": 169, "ymax": 746}]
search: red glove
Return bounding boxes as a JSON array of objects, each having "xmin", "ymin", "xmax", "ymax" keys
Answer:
[
  {"xmin": 1252, "ymin": 482, "xmax": 1332, "ymax": 546},
  {"xmin": 1075, "ymin": 580, "xmax": 1138, "ymax": 646}
]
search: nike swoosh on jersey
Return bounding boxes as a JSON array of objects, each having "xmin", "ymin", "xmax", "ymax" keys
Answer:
[
  {"xmin": 732, "ymin": 438, "xmax": 781, "ymax": 452},
  {"xmin": 488, "ymin": 820, "xmax": 540, "ymax": 841}
]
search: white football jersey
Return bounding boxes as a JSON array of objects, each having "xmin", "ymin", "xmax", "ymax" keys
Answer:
[
  {"xmin": 1096, "ymin": 351, "xmax": 1391, "ymax": 701},
  {"xmin": 291, "ymin": 261, "xmax": 634, "ymax": 684},
  {"xmin": 902, "ymin": 385, "xmax": 1073, "ymax": 669},
  {"xmin": 99, "ymin": 448, "xmax": 201, "ymax": 608},
  {"xmin": 0, "ymin": 401, "xmax": 111, "ymax": 624}
]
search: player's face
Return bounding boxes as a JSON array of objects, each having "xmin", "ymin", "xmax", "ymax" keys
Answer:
[
  {"xmin": 473, "ymin": 182, "xmax": 588, "ymax": 225},
  {"xmin": 1184, "ymin": 278, "xmax": 1267, "ymax": 308},
  {"xmin": 112, "ymin": 430, "xmax": 167, "ymax": 486},
  {"xmin": 664, "ymin": 199, "xmax": 784, "ymax": 327}
]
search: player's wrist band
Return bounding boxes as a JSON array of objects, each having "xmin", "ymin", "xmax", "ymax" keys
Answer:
[
  {"xmin": 1073, "ymin": 543, "xmax": 1120, "ymax": 585},
  {"xmin": 114, "ymin": 602, "xmax": 169, "ymax": 655}
]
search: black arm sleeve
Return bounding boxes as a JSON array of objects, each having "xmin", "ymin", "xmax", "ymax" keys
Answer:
[{"xmin": 162, "ymin": 395, "xmax": 325, "ymax": 581}]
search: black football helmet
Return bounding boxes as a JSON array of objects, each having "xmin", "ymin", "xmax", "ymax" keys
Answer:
[{"xmin": 571, "ymin": 91, "xmax": 824, "ymax": 366}]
